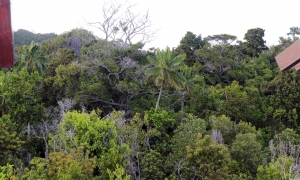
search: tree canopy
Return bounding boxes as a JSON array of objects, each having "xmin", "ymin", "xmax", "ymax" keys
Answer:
[{"xmin": 1, "ymin": 7, "xmax": 300, "ymax": 179}]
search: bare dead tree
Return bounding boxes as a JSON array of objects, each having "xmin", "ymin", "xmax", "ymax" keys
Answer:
[
  {"xmin": 269, "ymin": 135, "xmax": 300, "ymax": 179},
  {"xmin": 57, "ymin": 98, "xmax": 75, "ymax": 121},
  {"xmin": 88, "ymin": 1, "xmax": 123, "ymax": 43},
  {"xmin": 30, "ymin": 98, "xmax": 75, "ymax": 159},
  {"xmin": 106, "ymin": 111, "xmax": 142, "ymax": 179},
  {"xmin": 89, "ymin": 1, "xmax": 157, "ymax": 45},
  {"xmin": 30, "ymin": 107, "xmax": 59, "ymax": 160},
  {"xmin": 52, "ymin": 98, "xmax": 76, "ymax": 152},
  {"xmin": 174, "ymin": 158, "xmax": 185, "ymax": 180},
  {"xmin": 119, "ymin": 8, "xmax": 156, "ymax": 45}
]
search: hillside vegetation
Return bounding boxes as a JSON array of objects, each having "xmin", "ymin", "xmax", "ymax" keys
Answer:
[{"xmin": 2, "ymin": 8, "xmax": 300, "ymax": 180}]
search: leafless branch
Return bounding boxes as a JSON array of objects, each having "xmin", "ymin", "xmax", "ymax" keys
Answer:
[
  {"xmin": 30, "ymin": 107, "xmax": 60, "ymax": 159},
  {"xmin": 269, "ymin": 134, "xmax": 300, "ymax": 178},
  {"xmin": 88, "ymin": 1, "xmax": 124, "ymax": 43},
  {"xmin": 88, "ymin": 1, "xmax": 157, "ymax": 45},
  {"xmin": 58, "ymin": 98, "xmax": 75, "ymax": 121}
]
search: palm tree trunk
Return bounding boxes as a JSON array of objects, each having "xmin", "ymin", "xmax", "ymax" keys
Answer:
[{"xmin": 155, "ymin": 84, "xmax": 163, "ymax": 112}]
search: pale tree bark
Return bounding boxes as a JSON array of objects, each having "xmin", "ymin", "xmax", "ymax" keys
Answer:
[
  {"xmin": 155, "ymin": 84, "xmax": 163, "ymax": 112},
  {"xmin": 120, "ymin": 8, "xmax": 156, "ymax": 45},
  {"xmin": 30, "ymin": 99, "xmax": 75, "ymax": 159},
  {"xmin": 269, "ymin": 135, "xmax": 300, "ymax": 179},
  {"xmin": 27, "ymin": 122, "xmax": 31, "ymax": 167},
  {"xmin": 175, "ymin": 158, "xmax": 185, "ymax": 180},
  {"xmin": 30, "ymin": 107, "xmax": 60, "ymax": 160},
  {"xmin": 211, "ymin": 129, "xmax": 224, "ymax": 144},
  {"xmin": 88, "ymin": 1, "xmax": 123, "ymax": 43}
]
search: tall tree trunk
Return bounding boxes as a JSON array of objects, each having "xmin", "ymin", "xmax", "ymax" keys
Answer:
[
  {"xmin": 27, "ymin": 122, "xmax": 31, "ymax": 167},
  {"xmin": 44, "ymin": 137, "xmax": 49, "ymax": 160},
  {"xmin": 146, "ymin": 134, "xmax": 151, "ymax": 150},
  {"xmin": 155, "ymin": 84, "xmax": 163, "ymax": 112}
]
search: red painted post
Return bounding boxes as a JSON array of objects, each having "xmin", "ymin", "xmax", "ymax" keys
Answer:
[{"xmin": 0, "ymin": 0, "xmax": 14, "ymax": 68}]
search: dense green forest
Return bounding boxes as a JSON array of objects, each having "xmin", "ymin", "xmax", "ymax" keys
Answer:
[
  {"xmin": 2, "ymin": 5, "xmax": 300, "ymax": 179},
  {"xmin": 13, "ymin": 29, "xmax": 58, "ymax": 46}
]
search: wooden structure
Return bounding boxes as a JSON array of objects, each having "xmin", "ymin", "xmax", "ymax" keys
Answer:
[
  {"xmin": 0, "ymin": 0, "xmax": 14, "ymax": 68},
  {"xmin": 275, "ymin": 40, "xmax": 300, "ymax": 71}
]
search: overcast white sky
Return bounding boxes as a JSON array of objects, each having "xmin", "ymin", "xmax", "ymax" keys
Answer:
[{"xmin": 10, "ymin": 0, "xmax": 300, "ymax": 49}]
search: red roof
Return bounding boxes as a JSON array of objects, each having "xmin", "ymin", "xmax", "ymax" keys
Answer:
[
  {"xmin": 294, "ymin": 62, "xmax": 300, "ymax": 71},
  {"xmin": 0, "ymin": 0, "xmax": 14, "ymax": 68},
  {"xmin": 275, "ymin": 40, "xmax": 300, "ymax": 71}
]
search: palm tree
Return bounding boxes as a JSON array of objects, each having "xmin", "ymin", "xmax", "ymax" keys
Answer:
[
  {"xmin": 145, "ymin": 47, "xmax": 187, "ymax": 112},
  {"xmin": 180, "ymin": 66, "xmax": 195, "ymax": 122},
  {"xmin": 15, "ymin": 41, "xmax": 49, "ymax": 76}
]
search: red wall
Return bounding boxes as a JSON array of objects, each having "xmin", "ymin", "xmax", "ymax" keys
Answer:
[{"xmin": 0, "ymin": 0, "xmax": 13, "ymax": 68}]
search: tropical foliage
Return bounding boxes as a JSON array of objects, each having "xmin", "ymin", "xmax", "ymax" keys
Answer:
[
  {"xmin": 145, "ymin": 47, "xmax": 187, "ymax": 112},
  {"xmin": 2, "ymin": 10, "xmax": 300, "ymax": 179},
  {"xmin": 15, "ymin": 41, "xmax": 50, "ymax": 76}
]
